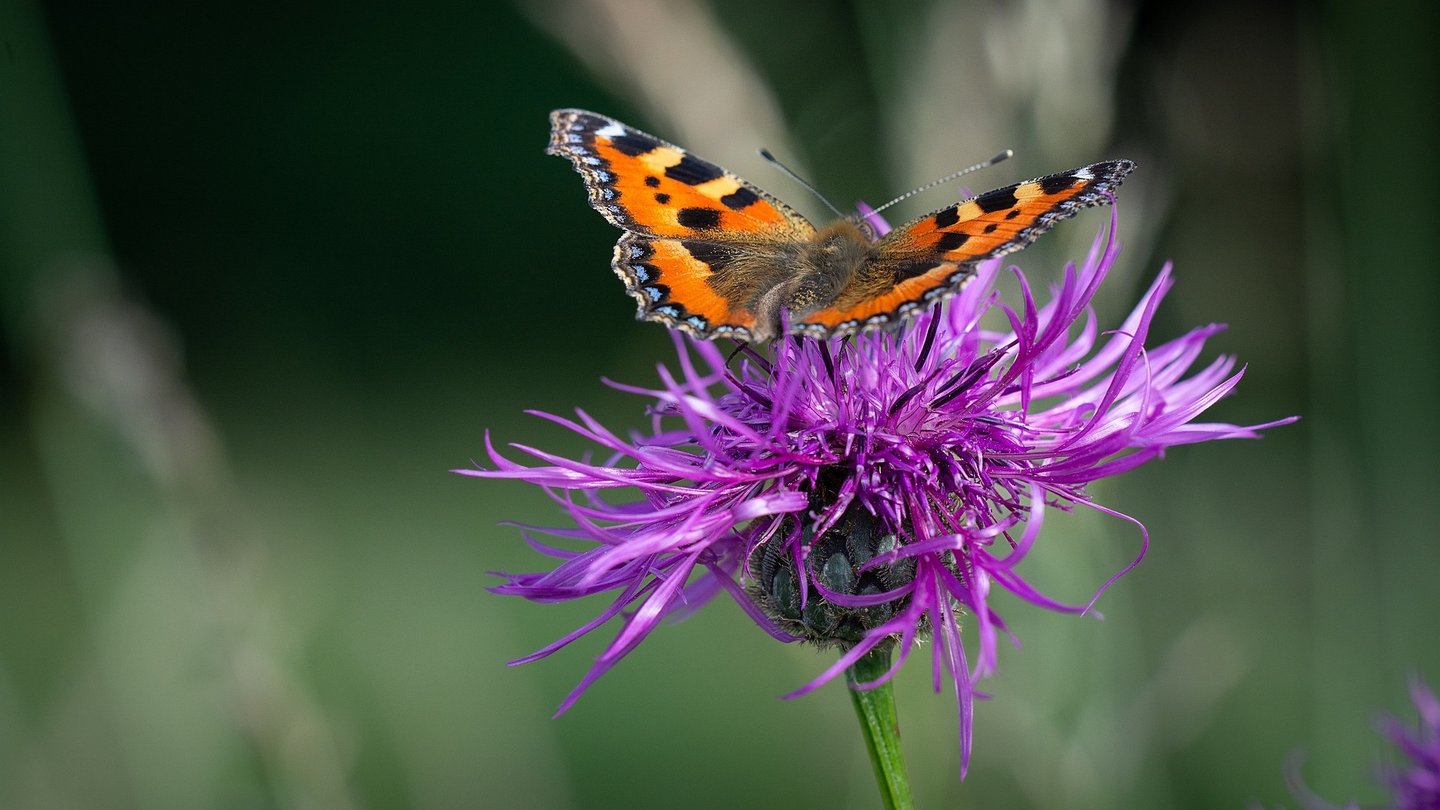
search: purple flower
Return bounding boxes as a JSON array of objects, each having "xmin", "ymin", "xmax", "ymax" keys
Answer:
[
  {"xmin": 460, "ymin": 208, "xmax": 1292, "ymax": 775},
  {"xmin": 1292, "ymin": 678, "xmax": 1440, "ymax": 809},
  {"xmin": 1380, "ymin": 680, "xmax": 1440, "ymax": 808}
]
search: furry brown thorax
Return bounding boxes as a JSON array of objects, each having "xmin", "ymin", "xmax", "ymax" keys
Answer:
[{"xmin": 750, "ymin": 220, "xmax": 873, "ymax": 341}]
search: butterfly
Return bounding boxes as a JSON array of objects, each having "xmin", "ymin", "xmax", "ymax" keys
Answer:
[{"xmin": 548, "ymin": 109, "xmax": 1135, "ymax": 342}]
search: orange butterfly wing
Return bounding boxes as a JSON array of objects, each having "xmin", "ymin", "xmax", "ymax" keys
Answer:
[
  {"xmin": 548, "ymin": 109, "xmax": 814, "ymax": 340},
  {"xmin": 793, "ymin": 160, "xmax": 1136, "ymax": 337}
]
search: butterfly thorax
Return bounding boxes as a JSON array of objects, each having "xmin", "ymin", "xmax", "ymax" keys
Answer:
[{"xmin": 751, "ymin": 220, "xmax": 873, "ymax": 338}]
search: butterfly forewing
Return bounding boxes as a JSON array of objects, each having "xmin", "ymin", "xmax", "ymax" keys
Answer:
[
  {"xmin": 548, "ymin": 109, "xmax": 813, "ymax": 339},
  {"xmin": 880, "ymin": 160, "xmax": 1136, "ymax": 264}
]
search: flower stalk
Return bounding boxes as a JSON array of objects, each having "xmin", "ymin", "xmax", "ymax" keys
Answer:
[{"xmin": 847, "ymin": 645, "xmax": 914, "ymax": 810}]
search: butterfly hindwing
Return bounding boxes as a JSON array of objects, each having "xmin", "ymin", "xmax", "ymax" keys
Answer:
[
  {"xmin": 792, "ymin": 259, "xmax": 972, "ymax": 337},
  {"xmin": 613, "ymin": 233, "xmax": 764, "ymax": 339},
  {"xmin": 794, "ymin": 160, "xmax": 1135, "ymax": 337}
]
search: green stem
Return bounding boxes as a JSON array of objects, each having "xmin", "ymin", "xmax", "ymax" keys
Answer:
[{"xmin": 846, "ymin": 646, "xmax": 914, "ymax": 810}]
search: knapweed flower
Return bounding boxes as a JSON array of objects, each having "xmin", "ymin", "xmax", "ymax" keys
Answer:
[
  {"xmin": 1381, "ymin": 680, "xmax": 1440, "ymax": 808},
  {"xmin": 462, "ymin": 209, "xmax": 1291, "ymax": 774},
  {"xmin": 1291, "ymin": 678, "xmax": 1440, "ymax": 809}
]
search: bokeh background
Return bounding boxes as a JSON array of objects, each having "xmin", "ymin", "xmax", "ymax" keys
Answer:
[{"xmin": 2, "ymin": 0, "xmax": 1436, "ymax": 807}]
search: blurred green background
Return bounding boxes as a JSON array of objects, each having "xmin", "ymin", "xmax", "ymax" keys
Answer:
[{"xmin": 2, "ymin": 0, "xmax": 1436, "ymax": 807}]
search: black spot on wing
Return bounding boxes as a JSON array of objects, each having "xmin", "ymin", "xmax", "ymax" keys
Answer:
[
  {"xmin": 609, "ymin": 132, "xmax": 662, "ymax": 157},
  {"xmin": 720, "ymin": 186, "xmax": 760, "ymax": 211},
  {"xmin": 681, "ymin": 240, "xmax": 736, "ymax": 273},
  {"xmin": 982, "ymin": 223, "xmax": 998, "ymax": 234},
  {"xmin": 677, "ymin": 207, "xmax": 722, "ymax": 230},
  {"xmin": 934, "ymin": 232, "xmax": 970, "ymax": 253},
  {"xmin": 892, "ymin": 260, "xmax": 939, "ymax": 283},
  {"xmin": 665, "ymin": 154, "xmax": 725, "ymax": 185},
  {"xmin": 933, "ymin": 207, "xmax": 961, "ymax": 229},
  {"xmin": 1073, "ymin": 161, "xmax": 1136, "ymax": 198},
  {"xmin": 645, "ymin": 176, "xmax": 661, "ymax": 187},
  {"xmin": 1096, "ymin": 160, "xmax": 1135, "ymax": 181},
  {"xmin": 655, "ymin": 193, "xmax": 671, "ymax": 204},
  {"xmin": 975, "ymin": 186, "xmax": 1019, "ymax": 213},
  {"xmin": 1039, "ymin": 173, "xmax": 1078, "ymax": 195}
]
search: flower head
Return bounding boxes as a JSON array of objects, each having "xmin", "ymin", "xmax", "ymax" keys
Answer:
[{"xmin": 461, "ymin": 209, "xmax": 1292, "ymax": 774}]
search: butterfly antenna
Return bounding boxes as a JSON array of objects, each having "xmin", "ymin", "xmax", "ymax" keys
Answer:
[
  {"xmin": 869, "ymin": 149, "xmax": 1014, "ymax": 217},
  {"xmin": 758, "ymin": 148, "xmax": 846, "ymax": 220}
]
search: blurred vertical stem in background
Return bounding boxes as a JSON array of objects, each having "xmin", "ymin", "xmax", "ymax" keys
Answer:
[
  {"xmin": 0, "ymin": 2, "xmax": 352, "ymax": 806},
  {"xmin": 1308, "ymin": 0, "xmax": 1440, "ymax": 785}
]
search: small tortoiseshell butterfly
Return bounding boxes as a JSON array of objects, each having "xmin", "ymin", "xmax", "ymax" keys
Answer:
[{"xmin": 548, "ymin": 109, "xmax": 1135, "ymax": 342}]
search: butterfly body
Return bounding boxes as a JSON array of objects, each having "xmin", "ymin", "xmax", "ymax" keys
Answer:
[
  {"xmin": 548, "ymin": 109, "xmax": 1134, "ymax": 342},
  {"xmin": 692, "ymin": 219, "xmax": 873, "ymax": 337}
]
